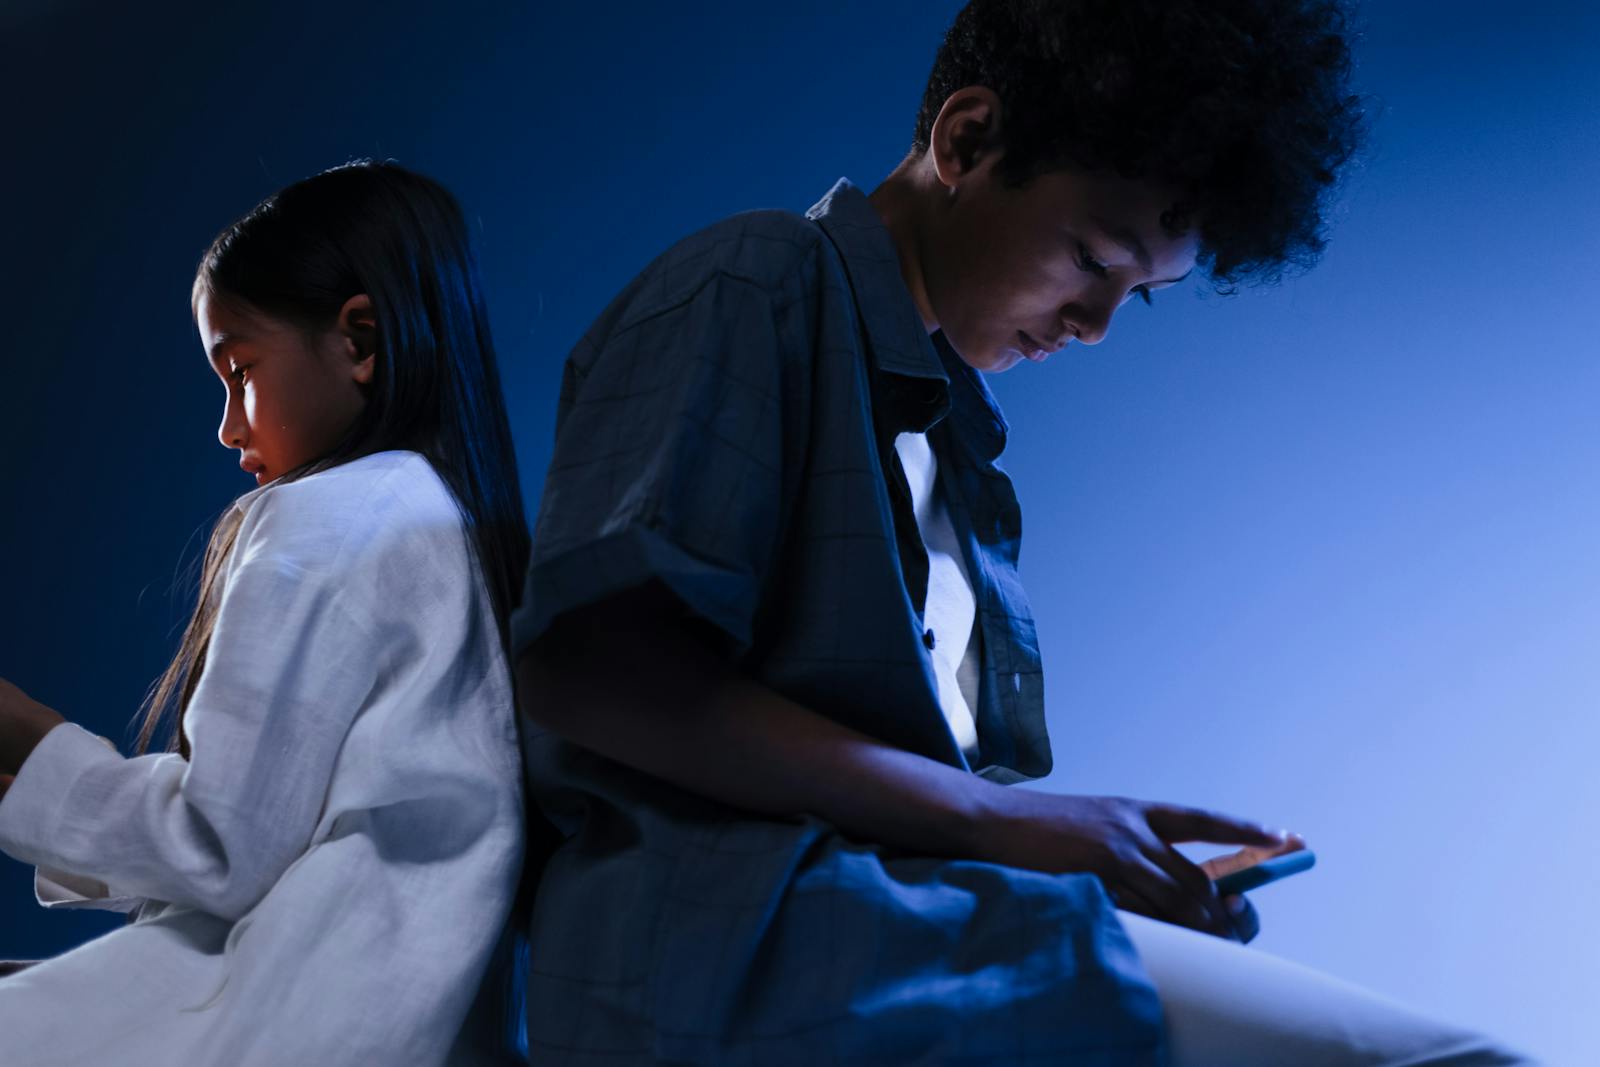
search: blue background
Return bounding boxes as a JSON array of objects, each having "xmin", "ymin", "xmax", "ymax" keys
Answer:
[{"xmin": 2, "ymin": 2, "xmax": 1595, "ymax": 1060}]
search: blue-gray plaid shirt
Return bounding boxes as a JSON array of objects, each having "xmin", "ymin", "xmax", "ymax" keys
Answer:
[{"xmin": 513, "ymin": 179, "xmax": 1166, "ymax": 1064}]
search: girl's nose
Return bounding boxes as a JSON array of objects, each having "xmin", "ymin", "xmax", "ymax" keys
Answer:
[{"xmin": 218, "ymin": 396, "xmax": 247, "ymax": 449}]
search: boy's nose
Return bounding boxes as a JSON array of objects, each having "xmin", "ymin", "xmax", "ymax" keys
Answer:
[{"xmin": 1062, "ymin": 299, "xmax": 1114, "ymax": 346}]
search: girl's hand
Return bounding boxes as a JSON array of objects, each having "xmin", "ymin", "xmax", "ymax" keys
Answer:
[
  {"xmin": 975, "ymin": 789, "xmax": 1289, "ymax": 940},
  {"xmin": 0, "ymin": 676, "xmax": 66, "ymax": 778}
]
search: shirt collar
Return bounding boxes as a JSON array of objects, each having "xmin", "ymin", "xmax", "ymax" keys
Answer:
[
  {"xmin": 230, "ymin": 478, "xmax": 276, "ymax": 517},
  {"xmin": 805, "ymin": 178, "xmax": 946, "ymax": 386},
  {"xmin": 806, "ymin": 178, "xmax": 1009, "ymax": 460},
  {"xmin": 932, "ymin": 330, "xmax": 1010, "ymax": 462}
]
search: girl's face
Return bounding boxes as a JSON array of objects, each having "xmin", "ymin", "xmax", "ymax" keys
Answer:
[{"xmin": 195, "ymin": 292, "xmax": 376, "ymax": 485}]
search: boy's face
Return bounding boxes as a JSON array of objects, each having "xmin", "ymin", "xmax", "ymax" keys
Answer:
[{"xmin": 921, "ymin": 157, "xmax": 1199, "ymax": 373}]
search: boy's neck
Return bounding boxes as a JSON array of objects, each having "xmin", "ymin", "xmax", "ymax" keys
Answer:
[{"xmin": 867, "ymin": 158, "xmax": 941, "ymax": 335}]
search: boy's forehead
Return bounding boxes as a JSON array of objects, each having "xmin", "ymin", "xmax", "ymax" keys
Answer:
[{"xmin": 1024, "ymin": 166, "xmax": 1178, "ymax": 231}]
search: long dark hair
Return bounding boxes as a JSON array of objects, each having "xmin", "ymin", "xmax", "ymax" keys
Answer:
[{"xmin": 136, "ymin": 159, "xmax": 530, "ymax": 755}]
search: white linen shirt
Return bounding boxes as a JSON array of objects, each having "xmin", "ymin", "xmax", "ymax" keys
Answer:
[{"xmin": 0, "ymin": 450, "xmax": 523, "ymax": 1066}]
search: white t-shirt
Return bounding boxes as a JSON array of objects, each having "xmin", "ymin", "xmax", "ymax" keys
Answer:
[
  {"xmin": 0, "ymin": 451, "xmax": 523, "ymax": 1065},
  {"xmin": 894, "ymin": 430, "xmax": 982, "ymax": 761}
]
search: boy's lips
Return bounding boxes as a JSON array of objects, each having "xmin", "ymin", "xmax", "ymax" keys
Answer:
[{"xmin": 1018, "ymin": 330, "xmax": 1053, "ymax": 362}]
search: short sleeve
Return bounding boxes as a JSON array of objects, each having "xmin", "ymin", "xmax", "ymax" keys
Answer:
[{"xmin": 513, "ymin": 269, "xmax": 802, "ymax": 661}]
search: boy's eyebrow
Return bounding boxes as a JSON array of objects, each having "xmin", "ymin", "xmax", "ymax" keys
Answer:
[
  {"xmin": 1091, "ymin": 216, "xmax": 1194, "ymax": 285},
  {"xmin": 208, "ymin": 334, "xmax": 239, "ymax": 360},
  {"xmin": 1090, "ymin": 216, "xmax": 1153, "ymax": 274}
]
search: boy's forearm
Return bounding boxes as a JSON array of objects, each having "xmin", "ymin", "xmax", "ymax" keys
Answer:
[{"xmin": 515, "ymin": 590, "xmax": 1008, "ymax": 859}]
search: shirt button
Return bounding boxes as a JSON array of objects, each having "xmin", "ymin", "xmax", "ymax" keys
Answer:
[
  {"xmin": 923, "ymin": 628, "xmax": 936, "ymax": 650},
  {"xmin": 1012, "ymin": 672, "xmax": 1022, "ymax": 692}
]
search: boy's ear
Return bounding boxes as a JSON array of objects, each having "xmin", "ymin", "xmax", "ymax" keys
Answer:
[
  {"xmin": 929, "ymin": 86, "xmax": 1006, "ymax": 191},
  {"xmin": 336, "ymin": 293, "xmax": 378, "ymax": 385}
]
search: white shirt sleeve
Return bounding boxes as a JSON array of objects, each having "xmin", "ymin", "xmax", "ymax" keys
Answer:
[
  {"xmin": 0, "ymin": 493, "xmax": 385, "ymax": 922},
  {"xmin": 0, "ymin": 453, "xmax": 523, "ymax": 1065},
  {"xmin": 34, "ymin": 860, "xmax": 142, "ymax": 912}
]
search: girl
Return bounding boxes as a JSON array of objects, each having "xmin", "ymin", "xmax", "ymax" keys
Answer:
[{"xmin": 0, "ymin": 160, "xmax": 529, "ymax": 1065}]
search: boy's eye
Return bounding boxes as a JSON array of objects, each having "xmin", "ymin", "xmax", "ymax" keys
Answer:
[
  {"xmin": 1079, "ymin": 243, "xmax": 1155, "ymax": 306},
  {"xmin": 1076, "ymin": 245, "xmax": 1110, "ymax": 277},
  {"xmin": 229, "ymin": 364, "xmax": 251, "ymax": 383}
]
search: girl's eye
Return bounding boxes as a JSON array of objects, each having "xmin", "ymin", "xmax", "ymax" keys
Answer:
[
  {"xmin": 230, "ymin": 364, "xmax": 251, "ymax": 384},
  {"xmin": 1132, "ymin": 286, "xmax": 1153, "ymax": 307}
]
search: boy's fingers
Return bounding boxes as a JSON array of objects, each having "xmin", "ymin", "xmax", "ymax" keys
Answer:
[
  {"xmin": 1140, "ymin": 841, "xmax": 1227, "ymax": 919},
  {"xmin": 1153, "ymin": 847, "xmax": 1234, "ymax": 934},
  {"xmin": 1225, "ymin": 894, "xmax": 1262, "ymax": 943},
  {"xmin": 1126, "ymin": 857, "xmax": 1225, "ymax": 935},
  {"xmin": 1147, "ymin": 805, "xmax": 1293, "ymax": 847}
]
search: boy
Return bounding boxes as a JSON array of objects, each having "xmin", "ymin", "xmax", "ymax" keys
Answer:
[{"xmin": 513, "ymin": 1, "xmax": 1530, "ymax": 1062}]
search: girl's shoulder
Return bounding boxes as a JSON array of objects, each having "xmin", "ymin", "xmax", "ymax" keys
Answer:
[{"xmin": 229, "ymin": 450, "xmax": 467, "ymax": 581}]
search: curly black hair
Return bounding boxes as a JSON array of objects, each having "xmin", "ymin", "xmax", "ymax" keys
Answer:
[{"xmin": 913, "ymin": 0, "xmax": 1368, "ymax": 289}]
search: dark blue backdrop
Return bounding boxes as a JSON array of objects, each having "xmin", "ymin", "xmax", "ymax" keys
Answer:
[{"xmin": 2, "ymin": 3, "xmax": 1595, "ymax": 1060}]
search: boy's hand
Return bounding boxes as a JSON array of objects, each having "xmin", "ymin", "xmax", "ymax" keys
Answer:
[
  {"xmin": 1224, "ymin": 893, "xmax": 1261, "ymax": 943},
  {"xmin": 975, "ymin": 790, "xmax": 1290, "ymax": 940}
]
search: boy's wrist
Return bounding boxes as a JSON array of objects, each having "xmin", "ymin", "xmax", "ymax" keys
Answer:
[{"xmin": 946, "ymin": 771, "xmax": 1018, "ymax": 862}]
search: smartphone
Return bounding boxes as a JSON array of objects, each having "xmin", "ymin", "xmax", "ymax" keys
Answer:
[{"xmin": 1206, "ymin": 841, "xmax": 1316, "ymax": 896}]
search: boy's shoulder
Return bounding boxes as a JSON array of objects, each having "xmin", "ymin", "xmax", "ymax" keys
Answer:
[{"xmin": 613, "ymin": 207, "xmax": 835, "ymax": 324}]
